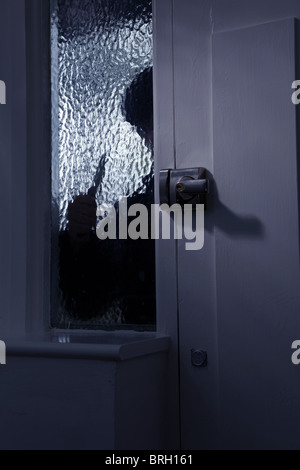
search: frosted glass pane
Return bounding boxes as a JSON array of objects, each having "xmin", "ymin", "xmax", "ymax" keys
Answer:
[{"xmin": 51, "ymin": 0, "xmax": 155, "ymax": 329}]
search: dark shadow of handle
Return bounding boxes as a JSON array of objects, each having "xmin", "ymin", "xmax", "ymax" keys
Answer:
[{"xmin": 205, "ymin": 172, "xmax": 265, "ymax": 239}]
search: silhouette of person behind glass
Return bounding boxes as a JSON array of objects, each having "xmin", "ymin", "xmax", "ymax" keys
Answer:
[{"xmin": 59, "ymin": 67, "xmax": 155, "ymax": 326}]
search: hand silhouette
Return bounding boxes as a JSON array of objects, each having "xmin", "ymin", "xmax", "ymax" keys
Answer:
[{"xmin": 67, "ymin": 194, "xmax": 97, "ymax": 245}]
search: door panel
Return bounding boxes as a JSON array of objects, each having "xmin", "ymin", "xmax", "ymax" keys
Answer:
[
  {"xmin": 166, "ymin": 0, "xmax": 300, "ymax": 450},
  {"xmin": 214, "ymin": 18, "xmax": 300, "ymax": 450}
]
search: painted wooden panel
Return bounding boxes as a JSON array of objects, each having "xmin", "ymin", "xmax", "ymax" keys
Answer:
[
  {"xmin": 213, "ymin": 19, "xmax": 300, "ymax": 449},
  {"xmin": 213, "ymin": 0, "xmax": 300, "ymax": 33}
]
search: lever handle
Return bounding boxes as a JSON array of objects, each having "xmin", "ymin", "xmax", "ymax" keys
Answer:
[
  {"xmin": 160, "ymin": 168, "xmax": 210, "ymax": 208},
  {"xmin": 176, "ymin": 179, "xmax": 209, "ymax": 195}
]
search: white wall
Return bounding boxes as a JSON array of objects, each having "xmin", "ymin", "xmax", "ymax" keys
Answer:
[
  {"xmin": 0, "ymin": 352, "xmax": 168, "ymax": 450},
  {"xmin": 0, "ymin": 0, "xmax": 27, "ymax": 335}
]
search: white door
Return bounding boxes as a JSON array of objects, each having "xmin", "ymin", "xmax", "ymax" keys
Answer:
[{"xmin": 155, "ymin": 0, "xmax": 300, "ymax": 450}]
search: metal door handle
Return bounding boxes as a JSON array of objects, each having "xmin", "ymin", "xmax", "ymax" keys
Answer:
[
  {"xmin": 160, "ymin": 168, "xmax": 209, "ymax": 207},
  {"xmin": 176, "ymin": 179, "xmax": 208, "ymax": 195}
]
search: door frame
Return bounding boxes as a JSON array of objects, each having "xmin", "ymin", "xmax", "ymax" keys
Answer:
[
  {"xmin": 23, "ymin": 0, "xmax": 182, "ymax": 449},
  {"xmin": 153, "ymin": 0, "xmax": 181, "ymax": 449},
  {"xmin": 8, "ymin": 0, "xmax": 182, "ymax": 449}
]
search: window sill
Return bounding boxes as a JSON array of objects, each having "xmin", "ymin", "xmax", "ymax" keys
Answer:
[{"xmin": 5, "ymin": 332, "xmax": 170, "ymax": 362}]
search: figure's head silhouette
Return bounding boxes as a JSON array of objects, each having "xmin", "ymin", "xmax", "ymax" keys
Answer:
[{"xmin": 123, "ymin": 67, "xmax": 153, "ymax": 149}]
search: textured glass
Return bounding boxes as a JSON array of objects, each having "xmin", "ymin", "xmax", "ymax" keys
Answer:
[{"xmin": 51, "ymin": 0, "xmax": 155, "ymax": 329}]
